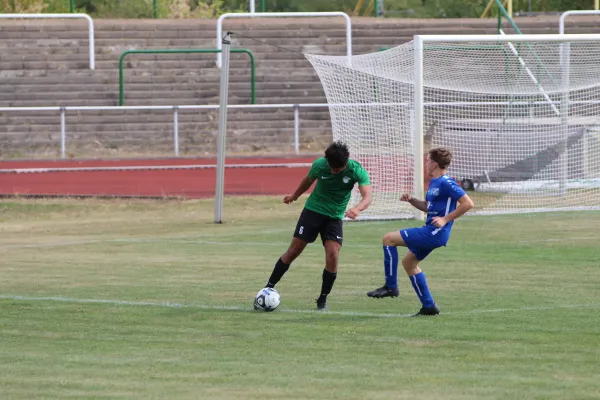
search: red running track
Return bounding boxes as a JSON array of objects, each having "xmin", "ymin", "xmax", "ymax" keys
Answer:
[{"xmin": 0, "ymin": 157, "xmax": 317, "ymax": 198}]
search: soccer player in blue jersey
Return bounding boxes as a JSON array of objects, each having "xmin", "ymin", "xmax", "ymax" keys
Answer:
[{"xmin": 367, "ymin": 147, "xmax": 474, "ymax": 316}]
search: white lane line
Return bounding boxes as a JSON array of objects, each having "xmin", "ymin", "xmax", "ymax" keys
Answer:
[{"xmin": 2, "ymin": 295, "xmax": 599, "ymax": 318}]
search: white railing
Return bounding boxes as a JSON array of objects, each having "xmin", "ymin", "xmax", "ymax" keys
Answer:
[
  {"xmin": 3, "ymin": 99, "xmax": 600, "ymax": 160},
  {"xmin": 216, "ymin": 12, "xmax": 352, "ymax": 68},
  {"xmin": 0, "ymin": 103, "xmax": 333, "ymax": 159},
  {"xmin": 0, "ymin": 13, "xmax": 95, "ymax": 70},
  {"xmin": 559, "ymin": 10, "xmax": 600, "ymax": 34}
]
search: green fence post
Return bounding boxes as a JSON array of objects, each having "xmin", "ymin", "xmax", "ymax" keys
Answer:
[
  {"xmin": 119, "ymin": 49, "xmax": 256, "ymax": 106},
  {"xmin": 154, "ymin": 0, "xmax": 158, "ymax": 18},
  {"xmin": 261, "ymin": 0, "xmax": 266, "ymax": 12},
  {"xmin": 69, "ymin": 0, "xmax": 75, "ymax": 13}
]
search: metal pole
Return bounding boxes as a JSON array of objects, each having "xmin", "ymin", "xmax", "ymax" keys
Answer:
[
  {"xmin": 173, "ymin": 106, "xmax": 179, "ymax": 157},
  {"xmin": 560, "ymin": 41, "xmax": 570, "ymax": 196},
  {"xmin": 293, "ymin": 104, "xmax": 299, "ymax": 154},
  {"xmin": 250, "ymin": 0, "xmax": 255, "ymax": 13},
  {"xmin": 261, "ymin": 0, "xmax": 266, "ymax": 12},
  {"xmin": 60, "ymin": 107, "xmax": 66, "ymax": 159},
  {"xmin": 154, "ymin": 0, "xmax": 158, "ymax": 18},
  {"xmin": 215, "ymin": 33, "xmax": 231, "ymax": 224},
  {"xmin": 413, "ymin": 36, "xmax": 425, "ymax": 221},
  {"xmin": 70, "ymin": 0, "xmax": 75, "ymax": 13}
]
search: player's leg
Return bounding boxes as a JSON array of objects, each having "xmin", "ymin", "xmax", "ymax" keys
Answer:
[
  {"xmin": 402, "ymin": 249, "xmax": 439, "ymax": 316},
  {"xmin": 265, "ymin": 209, "xmax": 319, "ymax": 288},
  {"xmin": 315, "ymin": 219, "xmax": 343, "ymax": 310},
  {"xmin": 366, "ymin": 230, "xmax": 406, "ymax": 298},
  {"xmin": 266, "ymin": 237, "xmax": 308, "ymax": 288}
]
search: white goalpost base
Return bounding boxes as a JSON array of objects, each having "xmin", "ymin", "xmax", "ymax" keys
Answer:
[{"xmin": 305, "ymin": 34, "xmax": 600, "ymax": 220}]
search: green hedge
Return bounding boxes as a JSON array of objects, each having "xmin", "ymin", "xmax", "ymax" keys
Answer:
[{"xmin": 0, "ymin": 0, "xmax": 596, "ymax": 18}]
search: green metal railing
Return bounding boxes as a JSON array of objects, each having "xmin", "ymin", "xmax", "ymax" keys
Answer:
[
  {"xmin": 69, "ymin": 0, "xmax": 75, "ymax": 13},
  {"xmin": 494, "ymin": 0, "xmax": 522, "ymax": 34},
  {"xmin": 118, "ymin": 48, "xmax": 256, "ymax": 106},
  {"xmin": 494, "ymin": 0, "xmax": 556, "ymax": 84}
]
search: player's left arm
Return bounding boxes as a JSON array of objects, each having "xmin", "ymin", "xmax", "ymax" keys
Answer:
[
  {"xmin": 344, "ymin": 167, "xmax": 372, "ymax": 219},
  {"xmin": 344, "ymin": 184, "xmax": 372, "ymax": 219},
  {"xmin": 431, "ymin": 194, "xmax": 474, "ymax": 228},
  {"xmin": 431, "ymin": 179, "xmax": 475, "ymax": 228}
]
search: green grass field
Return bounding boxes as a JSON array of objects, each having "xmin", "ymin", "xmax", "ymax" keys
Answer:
[{"xmin": 1, "ymin": 197, "xmax": 599, "ymax": 399}]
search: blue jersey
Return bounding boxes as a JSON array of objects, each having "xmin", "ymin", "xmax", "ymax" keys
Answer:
[{"xmin": 425, "ymin": 175, "xmax": 467, "ymax": 241}]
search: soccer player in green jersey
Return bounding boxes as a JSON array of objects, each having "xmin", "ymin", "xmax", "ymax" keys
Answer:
[{"xmin": 259, "ymin": 141, "xmax": 372, "ymax": 310}]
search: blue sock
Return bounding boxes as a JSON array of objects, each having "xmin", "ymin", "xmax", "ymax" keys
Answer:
[
  {"xmin": 383, "ymin": 246, "xmax": 398, "ymax": 288},
  {"xmin": 410, "ymin": 272, "xmax": 435, "ymax": 307}
]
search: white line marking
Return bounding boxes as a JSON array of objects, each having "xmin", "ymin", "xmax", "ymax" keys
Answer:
[{"xmin": 2, "ymin": 295, "xmax": 599, "ymax": 318}]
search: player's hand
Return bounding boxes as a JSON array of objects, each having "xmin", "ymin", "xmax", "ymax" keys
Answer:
[
  {"xmin": 400, "ymin": 193, "xmax": 413, "ymax": 202},
  {"xmin": 431, "ymin": 216, "xmax": 447, "ymax": 228},
  {"xmin": 344, "ymin": 207, "xmax": 360, "ymax": 220},
  {"xmin": 283, "ymin": 195, "xmax": 298, "ymax": 204}
]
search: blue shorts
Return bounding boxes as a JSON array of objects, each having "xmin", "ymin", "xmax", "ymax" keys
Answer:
[{"xmin": 400, "ymin": 226, "xmax": 448, "ymax": 261}]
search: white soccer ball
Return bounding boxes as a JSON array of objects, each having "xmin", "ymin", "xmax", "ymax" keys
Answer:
[{"xmin": 254, "ymin": 287, "xmax": 280, "ymax": 312}]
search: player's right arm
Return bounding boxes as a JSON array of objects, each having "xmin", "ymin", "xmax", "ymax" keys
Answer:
[
  {"xmin": 284, "ymin": 174, "xmax": 315, "ymax": 204},
  {"xmin": 401, "ymin": 193, "xmax": 428, "ymax": 212}
]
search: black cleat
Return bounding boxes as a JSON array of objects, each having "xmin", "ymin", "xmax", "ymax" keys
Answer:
[
  {"xmin": 412, "ymin": 304, "xmax": 440, "ymax": 316},
  {"xmin": 367, "ymin": 285, "xmax": 399, "ymax": 298},
  {"xmin": 316, "ymin": 298, "xmax": 328, "ymax": 310}
]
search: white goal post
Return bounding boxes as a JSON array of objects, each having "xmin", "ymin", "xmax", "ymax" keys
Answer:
[{"xmin": 306, "ymin": 34, "xmax": 600, "ymax": 220}]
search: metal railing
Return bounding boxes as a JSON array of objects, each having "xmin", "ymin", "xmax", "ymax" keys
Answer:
[
  {"xmin": 0, "ymin": 13, "xmax": 95, "ymax": 70},
  {"xmin": 216, "ymin": 12, "xmax": 352, "ymax": 68},
  {"xmin": 3, "ymin": 99, "xmax": 599, "ymax": 159},
  {"xmin": 0, "ymin": 103, "xmax": 333, "ymax": 159},
  {"xmin": 118, "ymin": 48, "xmax": 256, "ymax": 106},
  {"xmin": 560, "ymin": 10, "xmax": 600, "ymax": 34}
]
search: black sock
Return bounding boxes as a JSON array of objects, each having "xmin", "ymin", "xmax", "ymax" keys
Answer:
[
  {"xmin": 318, "ymin": 269, "xmax": 337, "ymax": 302},
  {"xmin": 266, "ymin": 258, "xmax": 290, "ymax": 288}
]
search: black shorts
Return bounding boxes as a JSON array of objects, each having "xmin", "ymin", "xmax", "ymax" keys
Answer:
[{"xmin": 293, "ymin": 208, "xmax": 343, "ymax": 246}]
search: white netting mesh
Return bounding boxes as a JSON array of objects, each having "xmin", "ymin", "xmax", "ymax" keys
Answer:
[{"xmin": 305, "ymin": 39, "xmax": 600, "ymax": 218}]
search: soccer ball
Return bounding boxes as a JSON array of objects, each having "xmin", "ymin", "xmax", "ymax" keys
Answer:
[{"xmin": 254, "ymin": 287, "xmax": 280, "ymax": 312}]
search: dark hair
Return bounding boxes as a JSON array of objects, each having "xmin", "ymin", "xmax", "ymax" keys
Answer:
[
  {"xmin": 429, "ymin": 147, "xmax": 452, "ymax": 170},
  {"xmin": 324, "ymin": 141, "xmax": 350, "ymax": 169}
]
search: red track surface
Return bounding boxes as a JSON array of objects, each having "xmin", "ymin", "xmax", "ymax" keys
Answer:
[{"xmin": 0, "ymin": 157, "xmax": 317, "ymax": 198}]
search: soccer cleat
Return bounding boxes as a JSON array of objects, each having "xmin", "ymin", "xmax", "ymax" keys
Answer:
[
  {"xmin": 367, "ymin": 285, "xmax": 399, "ymax": 298},
  {"xmin": 412, "ymin": 304, "xmax": 440, "ymax": 317},
  {"xmin": 315, "ymin": 298, "xmax": 328, "ymax": 310}
]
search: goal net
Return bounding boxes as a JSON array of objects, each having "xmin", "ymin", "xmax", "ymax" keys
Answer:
[{"xmin": 305, "ymin": 34, "xmax": 600, "ymax": 219}]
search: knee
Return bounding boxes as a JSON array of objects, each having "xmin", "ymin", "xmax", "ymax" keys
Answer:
[
  {"xmin": 382, "ymin": 232, "xmax": 396, "ymax": 247},
  {"xmin": 402, "ymin": 257, "xmax": 419, "ymax": 274},
  {"xmin": 326, "ymin": 250, "xmax": 339, "ymax": 264}
]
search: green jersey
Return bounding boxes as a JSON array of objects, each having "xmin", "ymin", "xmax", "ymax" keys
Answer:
[{"xmin": 305, "ymin": 158, "xmax": 371, "ymax": 219}]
